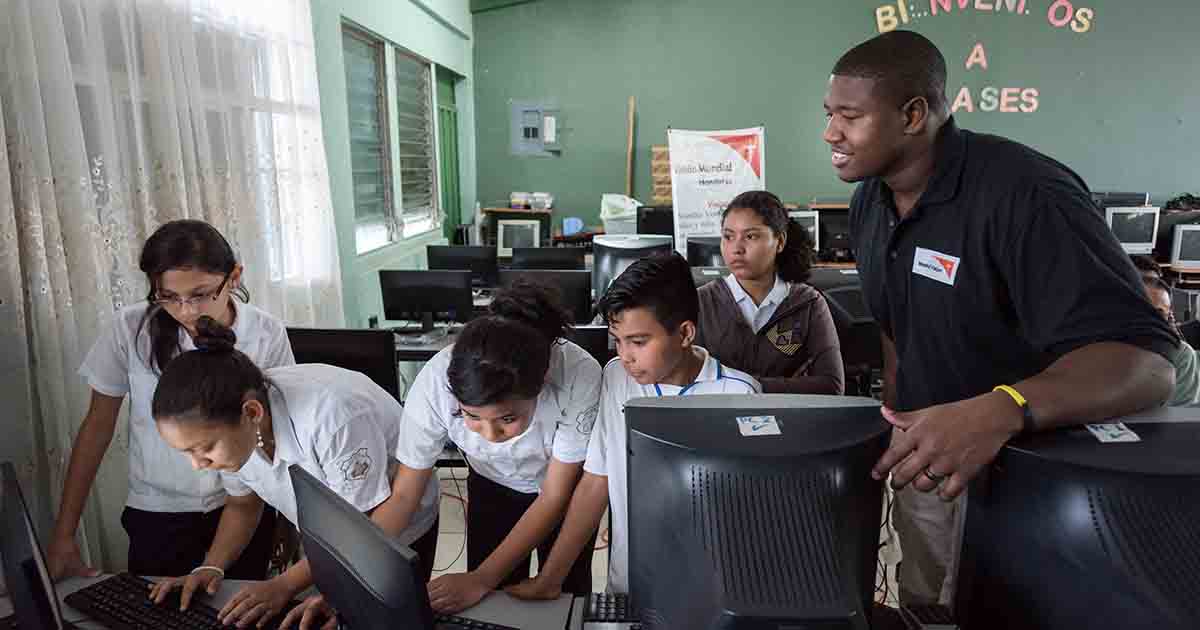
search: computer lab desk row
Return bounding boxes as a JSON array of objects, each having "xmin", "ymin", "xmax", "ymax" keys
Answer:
[{"xmin": 0, "ymin": 575, "xmax": 610, "ymax": 630}]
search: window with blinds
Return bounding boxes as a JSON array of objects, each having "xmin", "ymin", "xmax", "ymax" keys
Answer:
[{"xmin": 393, "ymin": 50, "xmax": 437, "ymax": 237}]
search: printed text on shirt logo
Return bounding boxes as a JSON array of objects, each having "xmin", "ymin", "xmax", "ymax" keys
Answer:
[{"xmin": 911, "ymin": 247, "xmax": 961, "ymax": 286}]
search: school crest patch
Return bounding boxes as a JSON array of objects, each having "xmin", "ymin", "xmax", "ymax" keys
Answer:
[
  {"xmin": 765, "ymin": 320, "xmax": 803, "ymax": 356},
  {"xmin": 339, "ymin": 447, "xmax": 372, "ymax": 482}
]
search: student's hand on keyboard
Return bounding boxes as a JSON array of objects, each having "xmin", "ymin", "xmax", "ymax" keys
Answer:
[
  {"xmin": 149, "ymin": 568, "xmax": 223, "ymax": 611},
  {"xmin": 428, "ymin": 571, "xmax": 493, "ymax": 614},
  {"xmin": 278, "ymin": 593, "xmax": 338, "ymax": 630},
  {"xmin": 504, "ymin": 576, "xmax": 562, "ymax": 601},
  {"xmin": 219, "ymin": 575, "xmax": 298, "ymax": 628}
]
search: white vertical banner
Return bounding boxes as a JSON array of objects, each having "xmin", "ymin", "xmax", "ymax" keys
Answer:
[{"xmin": 667, "ymin": 127, "xmax": 765, "ymax": 254}]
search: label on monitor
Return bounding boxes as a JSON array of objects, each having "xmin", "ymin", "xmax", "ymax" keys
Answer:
[
  {"xmin": 1086, "ymin": 422, "xmax": 1141, "ymax": 443},
  {"xmin": 736, "ymin": 415, "xmax": 781, "ymax": 436}
]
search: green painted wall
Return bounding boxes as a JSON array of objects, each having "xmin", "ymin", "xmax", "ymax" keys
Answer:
[
  {"xmin": 473, "ymin": 0, "xmax": 1200, "ymax": 228},
  {"xmin": 311, "ymin": 0, "xmax": 477, "ymax": 327}
]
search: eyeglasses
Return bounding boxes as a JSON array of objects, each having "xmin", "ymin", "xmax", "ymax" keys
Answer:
[{"xmin": 154, "ymin": 273, "xmax": 231, "ymax": 308}]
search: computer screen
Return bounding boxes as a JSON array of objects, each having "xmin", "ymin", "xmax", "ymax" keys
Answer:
[
  {"xmin": 626, "ymin": 395, "xmax": 888, "ymax": 630},
  {"xmin": 788, "ymin": 210, "xmax": 820, "ymax": 251},
  {"xmin": 1154, "ymin": 210, "xmax": 1200, "ymax": 261},
  {"xmin": 2, "ymin": 462, "xmax": 70, "ymax": 630},
  {"xmin": 378, "ymin": 270, "xmax": 474, "ymax": 330},
  {"xmin": 1172, "ymin": 224, "xmax": 1200, "ymax": 271},
  {"xmin": 497, "ymin": 220, "xmax": 539, "ymax": 257},
  {"xmin": 289, "ymin": 464, "xmax": 435, "ymax": 630},
  {"xmin": 591, "ymin": 235, "xmax": 673, "ymax": 299},
  {"xmin": 426, "ymin": 246, "xmax": 499, "ymax": 288},
  {"xmin": 636, "ymin": 206, "xmax": 675, "ymax": 236},
  {"xmin": 286, "ymin": 328, "xmax": 400, "ymax": 400},
  {"xmin": 685, "ymin": 236, "xmax": 723, "ymax": 268},
  {"xmin": 510, "ymin": 247, "xmax": 586, "ymax": 270},
  {"xmin": 691, "ymin": 266, "xmax": 732, "ymax": 287},
  {"xmin": 1105, "ymin": 207, "xmax": 1159, "ymax": 254},
  {"xmin": 954, "ymin": 410, "xmax": 1200, "ymax": 630},
  {"xmin": 819, "ymin": 209, "xmax": 852, "ymax": 259},
  {"xmin": 499, "ymin": 269, "xmax": 593, "ymax": 324}
]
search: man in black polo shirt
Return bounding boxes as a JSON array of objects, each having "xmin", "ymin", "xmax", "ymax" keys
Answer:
[{"xmin": 823, "ymin": 31, "xmax": 1176, "ymax": 605}]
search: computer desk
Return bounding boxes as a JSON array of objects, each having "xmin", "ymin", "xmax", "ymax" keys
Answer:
[{"xmin": 0, "ymin": 575, "xmax": 576, "ymax": 630}]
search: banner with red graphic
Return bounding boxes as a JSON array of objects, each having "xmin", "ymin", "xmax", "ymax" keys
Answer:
[{"xmin": 667, "ymin": 127, "xmax": 765, "ymax": 255}]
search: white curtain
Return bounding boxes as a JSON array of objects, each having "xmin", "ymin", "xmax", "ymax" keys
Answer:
[{"xmin": 0, "ymin": 0, "xmax": 344, "ymax": 571}]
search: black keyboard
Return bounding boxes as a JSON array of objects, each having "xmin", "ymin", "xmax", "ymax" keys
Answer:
[
  {"xmin": 434, "ymin": 613, "xmax": 520, "ymax": 630},
  {"xmin": 64, "ymin": 573, "xmax": 297, "ymax": 630},
  {"xmin": 584, "ymin": 592, "xmax": 637, "ymax": 623}
]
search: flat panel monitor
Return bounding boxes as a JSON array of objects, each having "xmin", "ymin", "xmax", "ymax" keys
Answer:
[
  {"xmin": 1105, "ymin": 207, "xmax": 1159, "ymax": 255},
  {"xmin": 1171, "ymin": 224, "xmax": 1200, "ymax": 272},
  {"xmin": 788, "ymin": 210, "xmax": 820, "ymax": 251},
  {"xmin": 379, "ymin": 270, "xmax": 473, "ymax": 331},
  {"xmin": 636, "ymin": 205, "xmax": 675, "ymax": 236},
  {"xmin": 685, "ymin": 236, "xmax": 724, "ymax": 268},
  {"xmin": 627, "ymin": 395, "xmax": 889, "ymax": 630},
  {"xmin": 510, "ymin": 246, "xmax": 586, "ymax": 270},
  {"xmin": 286, "ymin": 328, "xmax": 400, "ymax": 400},
  {"xmin": 591, "ymin": 234, "xmax": 673, "ymax": 299},
  {"xmin": 954, "ymin": 409, "xmax": 1200, "ymax": 630},
  {"xmin": 497, "ymin": 219, "xmax": 540, "ymax": 257},
  {"xmin": 426, "ymin": 245, "xmax": 499, "ymax": 287},
  {"xmin": 498, "ymin": 269, "xmax": 593, "ymax": 324},
  {"xmin": 2, "ymin": 461, "xmax": 75, "ymax": 629}
]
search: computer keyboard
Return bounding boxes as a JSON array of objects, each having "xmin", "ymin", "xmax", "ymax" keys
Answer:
[
  {"xmin": 583, "ymin": 592, "xmax": 637, "ymax": 623},
  {"xmin": 434, "ymin": 613, "xmax": 520, "ymax": 630},
  {"xmin": 63, "ymin": 573, "xmax": 297, "ymax": 630}
]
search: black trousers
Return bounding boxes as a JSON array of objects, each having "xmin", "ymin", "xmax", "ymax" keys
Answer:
[
  {"xmin": 121, "ymin": 505, "xmax": 277, "ymax": 579},
  {"xmin": 410, "ymin": 518, "xmax": 440, "ymax": 584},
  {"xmin": 466, "ymin": 471, "xmax": 595, "ymax": 594}
]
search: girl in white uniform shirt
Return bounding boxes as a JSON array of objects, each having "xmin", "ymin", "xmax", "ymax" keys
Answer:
[
  {"xmin": 376, "ymin": 282, "xmax": 603, "ymax": 614},
  {"xmin": 48, "ymin": 220, "xmax": 293, "ymax": 582},
  {"xmin": 147, "ymin": 317, "xmax": 440, "ymax": 629}
]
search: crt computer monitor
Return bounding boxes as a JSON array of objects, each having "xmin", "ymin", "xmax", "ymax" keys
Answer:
[
  {"xmin": 426, "ymin": 245, "xmax": 499, "ymax": 288},
  {"xmin": 289, "ymin": 464, "xmax": 436, "ymax": 630},
  {"xmin": 591, "ymin": 234, "xmax": 673, "ymax": 299},
  {"xmin": 1091, "ymin": 191, "xmax": 1151, "ymax": 210},
  {"xmin": 819, "ymin": 209, "xmax": 852, "ymax": 258},
  {"xmin": 686, "ymin": 236, "xmax": 724, "ymax": 268},
  {"xmin": 636, "ymin": 205, "xmax": 675, "ymax": 236},
  {"xmin": 954, "ymin": 408, "xmax": 1200, "ymax": 630},
  {"xmin": 627, "ymin": 395, "xmax": 889, "ymax": 630},
  {"xmin": 2, "ymin": 461, "xmax": 76, "ymax": 630},
  {"xmin": 788, "ymin": 210, "xmax": 820, "ymax": 251},
  {"xmin": 1153, "ymin": 209, "xmax": 1200, "ymax": 261},
  {"xmin": 497, "ymin": 219, "xmax": 539, "ymax": 257},
  {"xmin": 286, "ymin": 328, "xmax": 400, "ymax": 400},
  {"xmin": 510, "ymin": 246, "xmax": 586, "ymax": 270},
  {"xmin": 1171, "ymin": 224, "xmax": 1200, "ymax": 272},
  {"xmin": 379, "ymin": 270, "xmax": 474, "ymax": 331},
  {"xmin": 499, "ymin": 269, "xmax": 593, "ymax": 324},
  {"xmin": 1105, "ymin": 207, "xmax": 1159, "ymax": 255},
  {"xmin": 691, "ymin": 266, "xmax": 732, "ymax": 287}
]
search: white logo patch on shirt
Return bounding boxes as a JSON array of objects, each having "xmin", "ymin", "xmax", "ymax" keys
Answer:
[
  {"xmin": 338, "ymin": 447, "xmax": 373, "ymax": 482},
  {"xmin": 912, "ymin": 247, "xmax": 961, "ymax": 286}
]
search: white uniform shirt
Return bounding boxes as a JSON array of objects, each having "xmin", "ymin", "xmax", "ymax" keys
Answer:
[
  {"xmin": 79, "ymin": 301, "xmax": 294, "ymax": 513},
  {"xmin": 724, "ymin": 273, "xmax": 792, "ymax": 333},
  {"xmin": 583, "ymin": 347, "xmax": 760, "ymax": 593},
  {"xmin": 221, "ymin": 364, "xmax": 440, "ymax": 545},
  {"xmin": 396, "ymin": 340, "xmax": 602, "ymax": 495}
]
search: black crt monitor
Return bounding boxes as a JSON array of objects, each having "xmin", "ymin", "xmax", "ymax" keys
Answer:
[
  {"xmin": 955, "ymin": 409, "xmax": 1200, "ymax": 630},
  {"xmin": 426, "ymin": 245, "xmax": 499, "ymax": 288},
  {"xmin": 636, "ymin": 205, "xmax": 675, "ymax": 236},
  {"xmin": 818, "ymin": 209, "xmax": 853, "ymax": 261},
  {"xmin": 1152, "ymin": 209, "xmax": 1200, "ymax": 261},
  {"xmin": 591, "ymin": 234, "xmax": 673, "ymax": 299},
  {"xmin": 627, "ymin": 395, "xmax": 889, "ymax": 630},
  {"xmin": 807, "ymin": 268, "xmax": 881, "ymax": 379},
  {"xmin": 1091, "ymin": 190, "xmax": 1151, "ymax": 210},
  {"xmin": 286, "ymin": 328, "xmax": 400, "ymax": 400},
  {"xmin": 379, "ymin": 270, "xmax": 474, "ymax": 331},
  {"xmin": 686, "ymin": 236, "xmax": 724, "ymax": 268},
  {"xmin": 691, "ymin": 266, "xmax": 732, "ymax": 287},
  {"xmin": 498, "ymin": 269, "xmax": 593, "ymax": 324},
  {"xmin": 510, "ymin": 246, "xmax": 586, "ymax": 270},
  {"xmin": 2, "ymin": 461, "xmax": 77, "ymax": 629},
  {"xmin": 289, "ymin": 465, "xmax": 435, "ymax": 630}
]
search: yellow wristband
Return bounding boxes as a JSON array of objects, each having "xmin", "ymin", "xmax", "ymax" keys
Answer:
[{"xmin": 993, "ymin": 385, "xmax": 1034, "ymax": 433}]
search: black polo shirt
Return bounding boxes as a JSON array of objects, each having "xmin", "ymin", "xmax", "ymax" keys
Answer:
[{"xmin": 850, "ymin": 118, "xmax": 1176, "ymax": 412}]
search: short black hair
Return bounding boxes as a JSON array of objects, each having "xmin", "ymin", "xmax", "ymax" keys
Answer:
[
  {"xmin": 832, "ymin": 30, "xmax": 948, "ymax": 115},
  {"xmin": 595, "ymin": 253, "xmax": 697, "ymax": 332}
]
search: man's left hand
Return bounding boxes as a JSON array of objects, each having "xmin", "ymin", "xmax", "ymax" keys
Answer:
[{"xmin": 872, "ymin": 391, "xmax": 1024, "ymax": 500}]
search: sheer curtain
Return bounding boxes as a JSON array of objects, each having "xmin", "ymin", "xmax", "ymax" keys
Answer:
[{"xmin": 0, "ymin": 0, "xmax": 344, "ymax": 571}]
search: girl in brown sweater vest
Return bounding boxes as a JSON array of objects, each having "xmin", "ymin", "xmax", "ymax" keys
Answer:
[{"xmin": 695, "ymin": 191, "xmax": 844, "ymax": 394}]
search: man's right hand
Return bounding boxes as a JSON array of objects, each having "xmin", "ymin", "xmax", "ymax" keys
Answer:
[
  {"xmin": 47, "ymin": 537, "xmax": 100, "ymax": 582},
  {"xmin": 504, "ymin": 576, "xmax": 563, "ymax": 601}
]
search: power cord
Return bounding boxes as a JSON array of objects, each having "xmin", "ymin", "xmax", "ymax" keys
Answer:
[{"xmin": 434, "ymin": 447, "xmax": 469, "ymax": 573}]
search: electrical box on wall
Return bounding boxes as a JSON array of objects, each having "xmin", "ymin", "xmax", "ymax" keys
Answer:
[{"xmin": 509, "ymin": 101, "xmax": 562, "ymax": 156}]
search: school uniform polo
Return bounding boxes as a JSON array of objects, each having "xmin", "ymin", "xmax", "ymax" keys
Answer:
[
  {"xmin": 79, "ymin": 301, "xmax": 295, "ymax": 512},
  {"xmin": 221, "ymin": 364, "xmax": 440, "ymax": 546},
  {"xmin": 395, "ymin": 339, "xmax": 603, "ymax": 494},
  {"xmin": 849, "ymin": 117, "xmax": 1176, "ymax": 412},
  {"xmin": 724, "ymin": 273, "xmax": 792, "ymax": 333},
  {"xmin": 583, "ymin": 347, "xmax": 760, "ymax": 593}
]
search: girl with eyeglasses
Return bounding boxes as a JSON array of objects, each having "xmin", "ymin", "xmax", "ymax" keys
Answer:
[{"xmin": 47, "ymin": 220, "xmax": 295, "ymax": 582}]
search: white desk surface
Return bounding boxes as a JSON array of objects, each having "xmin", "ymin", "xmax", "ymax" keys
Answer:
[{"xmin": 1, "ymin": 575, "xmax": 574, "ymax": 629}]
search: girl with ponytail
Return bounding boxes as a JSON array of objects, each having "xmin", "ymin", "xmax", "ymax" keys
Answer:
[{"xmin": 695, "ymin": 190, "xmax": 845, "ymax": 394}]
